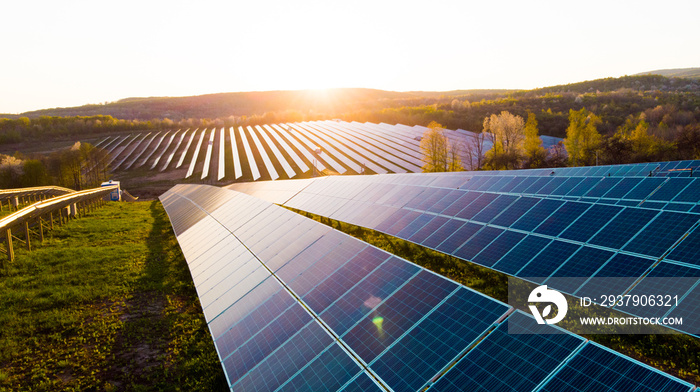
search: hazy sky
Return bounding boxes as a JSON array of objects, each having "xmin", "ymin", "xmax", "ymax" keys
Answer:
[{"xmin": 2, "ymin": 0, "xmax": 699, "ymax": 114}]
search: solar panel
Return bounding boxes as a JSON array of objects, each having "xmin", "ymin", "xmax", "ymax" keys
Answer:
[
  {"xmin": 622, "ymin": 211, "xmax": 699, "ymax": 257},
  {"xmin": 539, "ymin": 343, "xmax": 694, "ymax": 392},
  {"xmin": 588, "ymin": 207, "xmax": 659, "ymax": 249},
  {"xmin": 255, "ymin": 125, "xmax": 296, "ymax": 178},
  {"xmin": 262, "ymin": 124, "xmax": 310, "ymax": 173},
  {"xmin": 175, "ymin": 128, "xmax": 198, "ymax": 169},
  {"xmin": 428, "ymin": 311, "xmax": 585, "ymax": 392},
  {"xmin": 239, "ymin": 126, "xmax": 261, "ymax": 181},
  {"xmin": 201, "ymin": 128, "xmax": 216, "ymax": 179},
  {"xmin": 246, "ymin": 125, "xmax": 279, "ymax": 180},
  {"xmin": 186, "ymin": 129, "xmax": 207, "ymax": 178}
]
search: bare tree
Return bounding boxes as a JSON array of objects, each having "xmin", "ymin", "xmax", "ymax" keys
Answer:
[{"xmin": 465, "ymin": 132, "xmax": 487, "ymax": 170}]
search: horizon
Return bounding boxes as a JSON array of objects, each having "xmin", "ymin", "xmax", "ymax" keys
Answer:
[{"xmin": 2, "ymin": 0, "xmax": 699, "ymax": 114}]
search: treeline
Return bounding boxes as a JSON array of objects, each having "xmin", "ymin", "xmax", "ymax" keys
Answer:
[{"xmin": 0, "ymin": 143, "xmax": 109, "ymax": 190}]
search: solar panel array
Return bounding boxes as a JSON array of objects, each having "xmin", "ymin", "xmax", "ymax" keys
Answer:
[
  {"xmin": 227, "ymin": 160, "xmax": 700, "ymax": 337},
  {"xmin": 160, "ymin": 183, "xmax": 694, "ymax": 392},
  {"xmin": 96, "ymin": 121, "xmax": 562, "ymax": 181}
]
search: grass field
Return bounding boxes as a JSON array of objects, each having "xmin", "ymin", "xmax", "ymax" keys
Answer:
[{"xmin": 0, "ymin": 201, "xmax": 226, "ymax": 391}]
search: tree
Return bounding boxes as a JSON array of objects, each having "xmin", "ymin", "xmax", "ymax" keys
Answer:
[
  {"xmin": 563, "ymin": 108, "xmax": 602, "ymax": 166},
  {"xmin": 465, "ymin": 131, "xmax": 487, "ymax": 170},
  {"xmin": 420, "ymin": 121, "xmax": 462, "ymax": 172},
  {"xmin": 522, "ymin": 112, "xmax": 547, "ymax": 168},
  {"xmin": 482, "ymin": 111, "xmax": 525, "ymax": 169}
]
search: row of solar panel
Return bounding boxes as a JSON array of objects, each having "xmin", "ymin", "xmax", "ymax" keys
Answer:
[
  {"xmin": 274, "ymin": 175, "xmax": 700, "ymax": 336},
  {"xmin": 462, "ymin": 159, "xmax": 700, "ymax": 179},
  {"xmin": 160, "ymin": 184, "xmax": 693, "ymax": 392},
  {"xmin": 101, "ymin": 121, "xmax": 497, "ymax": 181}
]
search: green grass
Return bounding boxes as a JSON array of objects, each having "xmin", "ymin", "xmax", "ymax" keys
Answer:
[
  {"xmin": 291, "ymin": 208, "xmax": 700, "ymax": 385},
  {"xmin": 0, "ymin": 201, "xmax": 227, "ymax": 391}
]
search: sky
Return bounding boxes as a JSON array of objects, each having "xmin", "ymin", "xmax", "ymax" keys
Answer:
[{"xmin": 2, "ymin": 0, "xmax": 699, "ymax": 114}]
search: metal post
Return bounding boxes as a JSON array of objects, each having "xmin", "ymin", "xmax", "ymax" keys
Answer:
[
  {"xmin": 6, "ymin": 229, "xmax": 14, "ymax": 262},
  {"xmin": 24, "ymin": 221, "xmax": 31, "ymax": 251},
  {"xmin": 50, "ymin": 211, "xmax": 54, "ymax": 230},
  {"xmin": 39, "ymin": 217, "xmax": 44, "ymax": 242}
]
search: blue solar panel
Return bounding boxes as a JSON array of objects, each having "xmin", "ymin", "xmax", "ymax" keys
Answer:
[
  {"xmin": 536, "ymin": 177, "xmax": 568, "ymax": 195},
  {"xmin": 441, "ymin": 191, "xmax": 482, "ymax": 216},
  {"xmin": 342, "ymin": 270, "xmax": 458, "ymax": 360},
  {"xmin": 407, "ymin": 215, "xmax": 449, "ymax": 244},
  {"xmin": 492, "ymin": 235, "xmax": 552, "ymax": 275},
  {"xmin": 623, "ymin": 211, "xmax": 699, "ymax": 257},
  {"xmin": 517, "ymin": 241, "xmax": 580, "ymax": 281},
  {"xmin": 395, "ymin": 213, "xmax": 436, "ymax": 239},
  {"xmin": 667, "ymin": 283, "xmax": 700, "ymax": 337},
  {"xmin": 575, "ymin": 254, "xmax": 655, "ymax": 299},
  {"xmin": 601, "ymin": 177, "xmax": 643, "ymax": 199},
  {"xmin": 425, "ymin": 189, "xmax": 464, "ymax": 213},
  {"xmin": 222, "ymin": 305, "xmax": 315, "ymax": 386},
  {"xmin": 539, "ymin": 343, "xmax": 693, "ymax": 392},
  {"xmin": 370, "ymin": 288, "xmax": 509, "ymax": 392},
  {"xmin": 423, "ymin": 218, "xmax": 468, "ymax": 249},
  {"xmin": 490, "ymin": 196, "xmax": 540, "ymax": 227},
  {"xmin": 534, "ymin": 201, "xmax": 591, "ymax": 237},
  {"xmin": 545, "ymin": 246, "xmax": 615, "ymax": 295},
  {"xmin": 672, "ymin": 179, "xmax": 700, "ymax": 203},
  {"xmin": 319, "ymin": 257, "xmax": 420, "ymax": 335},
  {"xmin": 383, "ymin": 210, "xmax": 422, "ymax": 236},
  {"xmin": 338, "ymin": 372, "xmax": 383, "ymax": 391},
  {"xmin": 622, "ymin": 177, "xmax": 666, "ymax": 200},
  {"xmin": 550, "ymin": 177, "xmax": 585, "ymax": 196},
  {"xmin": 470, "ymin": 194, "xmax": 518, "ymax": 223},
  {"xmin": 485, "ymin": 176, "xmax": 516, "ymax": 192},
  {"xmin": 435, "ymin": 222, "xmax": 483, "ymax": 254},
  {"xmin": 277, "ymin": 344, "xmax": 363, "ymax": 392},
  {"xmin": 404, "ymin": 187, "xmax": 453, "ymax": 210},
  {"xmin": 589, "ymin": 208, "xmax": 659, "ymax": 250},
  {"xmin": 456, "ymin": 192, "xmax": 499, "ymax": 220},
  {"xmin": 472, "ymin": 231, "xmax": 526, "ymax": 268},
  {"xmin": 509, "ymin": 177, "xmax": 540, "ymax": 193},
  {"xmin": 499, "ymin": 177, "xmax": 527, "ymax": 192},
  {"xmin": 521, "ymin": 177, "xmax": 553, "ymax": 194},
  {"xmin": 566, "ymin": 177, "xmax": 602, "ymax": 197},
  {"xmin": 428, "ymin": 311, "xmax": 584, "ymax": 392},
  {"xmin": 616, "ymin": 262, "xmax": 700, "ymax": 319},
  {"xmin": 452, "ymin": 226, "xmax": 504, "ymax": 261},
  {"xmin": 229, "ymin": 320, "xmax": 334, "ymax": 391},
  {"xmin": 301, "ymin": 247, "xmax": 389, "ymax": 312},
  {"xmin": 648, "ymin": 178, "xmax": 693, "ymax": 201},
  {"xmin": 666, "ymin": 225, "xmax": 700, "ymax": 266},
  {"xmin": 583, "ymin": 177, "xmax": 623, "ymax": 198},
  {"xmin": 511, "ymin": 198, "xmax": 564, "ymax": 232}
]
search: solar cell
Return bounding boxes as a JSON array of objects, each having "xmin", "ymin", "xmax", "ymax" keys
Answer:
[
  {"xmin": 490, "ymin": 196, "xmax": 540, "ymax": 227},
  {"xmin": 453, "ymin": 226, "xmax": 504, "ymax": 261},
  {"xmin": 545, "ymin": 246, "xmax": 615, "ymax": 295},
  {"xmin": 666, "ymin": 225, "xmax": 700, "ymax": 266},
  {"xmin": 370, "ymin": 288, "xmax": 509, "ymax": 392},
  {"xmin": 539, "ymin": 343, "xmax": 694, "ymax": 392},
  {"xmin": 601, "ymin": 177, "xmax": 643, "ymax": 199},
  {"xmin": 588, "ymin": 208, "xmax": 659, "ymax": 250},
  {"xmin": 623, "ymin": 211, "xmax": 699, "ymax": 257},
  {"xmin": 575, "ymin": 254, "xmax": 655, "ymax": 299},
  {"xmin": 434, "ymin": 222, "xmax": 482, "ymax": 254},
  {"xmin": 672, "ymin": 179, "xmax": 700, "ymax": 203},
  {"xmin": 622, "ymin": 177, "xmax": 666, "ymax": 200},
  {"xmin": 472, "ymin": 230, "xmax": 526, "ymax": 267},
  {"xmin": 533, "ymin": 201, "xmax": 591, "ymax": 237},
  {"xmin": 511, "ymin": 198, "xmax": 564, "ymax": 232},
  {"xmin": 617, "ymin": 262, "xmax": 700, "ymax": 319},
  {"xmin": 428, "ymin": 311, "xmax": 584, "ymax": 392},
  {"xmin": 517, "ymin": 240, "xmax": 580, "ymax": 281},
  {"xmin": 492, "ymin": 235, "xmax": 552, "ymax": 275},
  {"xmin": 583, "ymin": 176, "xmax": 623, "ymax": 198},
  {"xmin": 470, "ymin": 194, "xmax": 518, "ymax": 223}
]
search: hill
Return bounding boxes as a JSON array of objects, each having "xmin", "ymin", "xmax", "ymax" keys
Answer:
[
  {"xmin": 14, "ymin": 73, "xmax": 700, "ymax": 121},
  {"xmin": 635, "ymin": 67, "xmax": 700, "ymax": 79}
]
